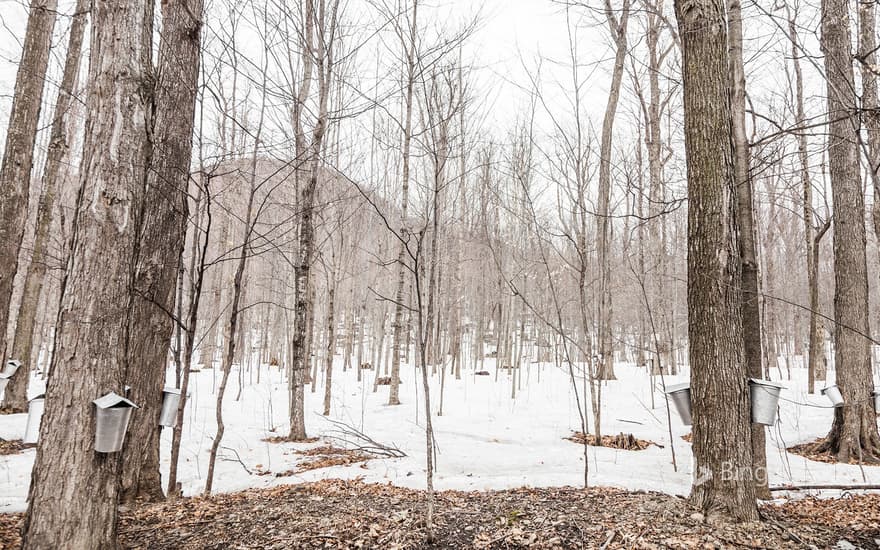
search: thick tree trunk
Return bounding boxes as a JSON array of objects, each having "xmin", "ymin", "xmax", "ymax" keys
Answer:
[
  {"xmin": 0, "ymin": 0, "xmax": 57, "ymax": 366},
  {"xmin": 21, "ymin": 0, "xmax": 154, "ymax": 544},
  {"xmin": 674, "ymin": 0, "xmax": 758, "ymax": 521},
  {"xmin": 120, "ymin": 0, "xmax": 203, "ymax": 504},
  {"xmin": 595, "ymin": 0, "xmax": 629, "ymax": 381},
  {"xmin": 728, "ymin": 0, "xmax": 769, "ymax": 500},
  {"xmin": 813, "ymin": 0, "xmax": 880, "ymax": 461},
  {"xmin": 4, "ymin": 0, "xmax": 86, "ymax": 413}
]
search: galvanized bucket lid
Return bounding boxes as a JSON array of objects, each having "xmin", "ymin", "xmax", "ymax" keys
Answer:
[
  {"xmin": 664, "ymin": 382, "xmax": 690, "ymax": 394},
  {"xmin": 29, "ymin": 393, "xmax": 45, "ymax": 402},
  {"xmin": 162, "ymin": 387, "xmax": 182, "ymax": 395},
  {"xmin": 93, "ymin": 392, "xmax": 138, "ymax": 409},
  {"xmin": 820, "ymin": 385, "xmax": 838, "ymax": 395}
]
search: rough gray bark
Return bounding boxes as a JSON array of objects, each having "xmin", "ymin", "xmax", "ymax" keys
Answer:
[
  {"xmin": 811, "ymin": 0, "xmax": 880, "ymax": 461},
  {"xmin": 120, "ymin": 0, "xmax": 204, "ymax": 504},
  {"xmin": 4, "ymin": 0, "xmax": 86, "ymax": 413},
  {"xmin": 595, "ymin": 0, "xmax": 630, "ymax": 380},
  {"xmin": 674, "ymin": 0, "xmax": 758, "ymax": 521},
  {"xmin": 21, "ymin": 0, "xmax": 154, "ymax": 544},
  {"xmin": 728, "ymin": 0, "xmax": 769, "ymax": 500},
  {"xmin": 0, "ymin": 0, "xmax": 58, "ymax": 369}
]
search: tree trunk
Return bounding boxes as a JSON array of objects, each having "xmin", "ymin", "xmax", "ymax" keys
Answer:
[
  {"xmin": 728, "ymin": 0, "xmax": 769, "ymax": 500},
  {"xmin": 674, "ymin": 0, "xmax": 758, "ymax": 521},
  {"xmin": 389, "ymin": 0, "xmax": 418, "ymax": 406},
  {"xmin": 287, "ymin": 0, "xmax": 336, "ymax": 440},
  {"xmin": 0, "ymin": 0, "xmax": 57, "ymax": 366},
  {"xmin": 595, "ymin": 0, "xmax": 629, "ymax": 381},
  {"xmin": 4, "ymin": 0, "xmax": 86, "ymax": 413},
  {"xmin": 787, "ymin": 7, "xmax": 826, "ymax": 393},
  {"xmin": 813, "ymin": 0, "xmax": 880, "ymax": 461},
  {"xmin": 120, "ymin": 0, "xmax": 202, "ymax": 504},
  {"xmin": 323, "ymin": 282, "xmax": 336, "ymax": 416},
  {"xmin": 21, "ymin": 0, "xmax": 154, "ymax": 544}
]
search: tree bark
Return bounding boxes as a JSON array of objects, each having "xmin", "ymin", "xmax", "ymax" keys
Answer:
[
  {"xmin": 0, "ymin": 0, "xmax": 58, "ymax": 367},
  {"xmin": 21, "ymin": 0, "xmax": 154, "ymax": 544},
  {"xmin": 787, "ymin": 6, "xmax": 827, "ymax": 392},
  {"xmin": 4, "ymin": 0, "xmax": 86, "ymax": 413},
  {"xmin": 728, "ymin": 0, "xmax": 769, "ymax": 500},
  {"xmin": 389, "ymin": 0, "xmax": 418, "ymax": 406},
  {"xmin": 595, "ymin": 0, "xmax": 630, "ymax": 380},
  {"xmin": 120, "ymin": 0, "xmax": 203, "ymax": 504},
  {"xmin": 813, "ymin": 0, "xmax": 880, "ymax": 461},
  {"xmin": 674, "ymin": 0, "xmax": 758, "ymax": 521}
]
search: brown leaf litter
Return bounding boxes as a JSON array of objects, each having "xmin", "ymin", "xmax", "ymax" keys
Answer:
[
  {"xmin": 787, "ymin": 438, "xmax": 880, "ymax": 465},
  {"xmin": 566, "ymin": 431, "xmax": 656, "ymax": 451},
  {"xmin": 0, "ymin": 439, "xmax": 34, "ymax": 456},
  {"xmin": 3, "ymin": 479, "xmax": 877, "ymax": 549}
]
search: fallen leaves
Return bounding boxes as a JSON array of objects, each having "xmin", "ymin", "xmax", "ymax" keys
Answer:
[
  {"xmin": 787, "ymin": 438, "xmax": 880, "ymax": 465},
  {"xmin": 566, "ymin": 431, "xmax": 656, "ymax": 451},
  {"xmin": 1, "ymin": 479, "xmax": 878, "ymax": 548},
  {"xmin": 0, "ymin": 438, "xmax": 34, "ymax": 456}
]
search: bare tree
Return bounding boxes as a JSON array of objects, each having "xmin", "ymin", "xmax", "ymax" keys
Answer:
[
  {"xmin": 728, "ymin": 0, "xmax": 769, "ymax": 500},
  {"xmin": 120, "ymin": 0, "xmax": 205, "ymax": 503},
  {"xmin": 4, "ymin": 0, "xmax": 87, "ymax": 413},
  {"xmin": 389, "ymin": 0, "xmax": 419, "ymax": 406},
  {"xmin": 595, "ymin": 0, "xmax": 630, "ymax": 380},
  {"xmin": 288, "ymin": 0, "xmax": 340, "ymax": 441},
  {"xmin": 674, "ymin": 0, "xmax": 758, "ymax": 521},
  {"xmin": 811, "ymin": 0, "xmax": 880, "ymax": 461},
  {"xmin": 0, "ymin": 0, "xmax": 57, "ymax": 370},
  {"xmin": 21, "ymin": 0, "xmax": 155, "ymax": 543}
]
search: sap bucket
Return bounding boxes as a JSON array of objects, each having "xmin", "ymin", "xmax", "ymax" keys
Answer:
[
  {"xmin": 0, "ymin": 359, "xmax": 21, "ymax": 400},
  {"xmin": 93, "ymin": 392, "xmax": 138, "ymax": 453},
  {"xmin": 821, "ymin": 385, "xmax": 844, "ymax": 408},
  {"xmin": 1, "ymin": 359, "xmax": 21, "ymax": 377},
  {"xmin": 873, "ymin": 389, "xmax": 880, "ymax": 411},
  {"xmin": 749, "ymin": 379, "xmax": 785, "ymax": 426},
  {"xmin": 664, "ymin": 382, "xmax": 692, "ymax": 426},
  {"xmin": 159, "ymin": 388, "xmax": 181, "ymax": 427},
  {"xmin": 23, "ymin": 394, "xmax": 44, "ymax": 444}
]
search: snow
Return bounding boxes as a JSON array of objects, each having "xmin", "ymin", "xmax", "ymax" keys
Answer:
[{"xmin": 1, "ymin": 357, "xmax": 877, "ymax": 513}]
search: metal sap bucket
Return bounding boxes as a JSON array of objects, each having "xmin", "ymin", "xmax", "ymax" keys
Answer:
[
  {"xmin": 821, "ymin": 385, "xmax": 844, "ymax": 408},
  {"xmin": 665, "ymin": 382, "xmax": 692, "ymax": 426},
  {"xmin": 159, "ymin": 388, "xmax": 181, "ymax": 427},
  {"xmin": 873, "ymin": 389, "xmax": 880, "ymax": 411},
  {"xmin": 0, "ymin": 359, "xmax": 21, "ymax": 401},
  {"xmin": 1, "ymin": 359, "xmax": 21, "ymax": 377},
  {"xmin": 93, "ymin": 392, "xmax": 138, "ymax": 453},
  {"xmin": 749, "ymin": 378, "xmax": 785, "ymax": 426},
  {"xmin": 23, "ymin": 394, "xmax": 45, "ymax": 444}
]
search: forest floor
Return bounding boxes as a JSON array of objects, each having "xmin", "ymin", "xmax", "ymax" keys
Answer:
[{"xmin": 2, "ymin": 478, "xmax": 879, "ymax": 549}]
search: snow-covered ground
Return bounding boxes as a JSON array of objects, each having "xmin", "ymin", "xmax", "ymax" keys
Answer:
[{"xmin": 0, "ymin": 357, "xmax": 877, "ymax": 513}]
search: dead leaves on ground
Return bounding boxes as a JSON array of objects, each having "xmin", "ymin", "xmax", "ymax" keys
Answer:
[
  {"xmin": 1, "ymin": 479, "xmax": 879, "ymax": 548},
  {"xmin": 0, "ymin": 438, "xmax": 34, "ymax": 455},
  {"xmin": 786, "ymin": 438, "xmax": 880, "ymax": 465},
  {"xmin": 279, "ymin": 446, "xmax": 371, "ymax": 476},
  {"xmin": 566, "ymin": 431, "xmax": 656, "ymax": 451}
]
